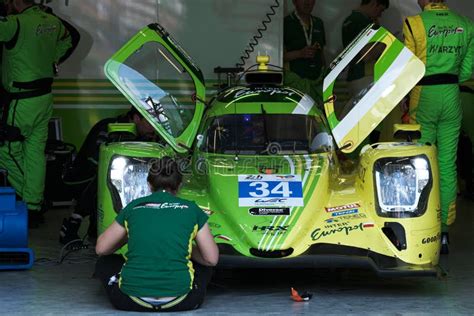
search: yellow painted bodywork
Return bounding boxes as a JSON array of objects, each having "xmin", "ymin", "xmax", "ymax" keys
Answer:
[{"xmin": 277, "ymin": 143, "xmax": 440, "ymax": 268}]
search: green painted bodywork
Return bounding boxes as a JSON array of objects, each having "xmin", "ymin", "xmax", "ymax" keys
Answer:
[{"xmin": 97, "ymin": 23, "xmax": 441, "ymax": 275}]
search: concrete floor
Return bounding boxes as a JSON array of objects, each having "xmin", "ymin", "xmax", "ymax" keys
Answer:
[{"xmin": 1, "ymin": 197, "xmax": 473, "ymax": 315}]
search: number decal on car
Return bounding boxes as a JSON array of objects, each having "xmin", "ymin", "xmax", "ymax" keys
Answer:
[{"xmin": 238, "ymin": 175, "xmax": 303, "ymax": 207}]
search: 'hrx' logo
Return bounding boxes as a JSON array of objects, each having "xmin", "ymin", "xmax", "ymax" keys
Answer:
[{"xmin": 253, "ymin": 225, "xmax": 289, "ymax": 232}]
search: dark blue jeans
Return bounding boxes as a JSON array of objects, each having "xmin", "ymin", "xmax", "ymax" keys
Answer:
[{"xmin": 94, "ymin": 254, "xmax": 213, "ymax": 312}]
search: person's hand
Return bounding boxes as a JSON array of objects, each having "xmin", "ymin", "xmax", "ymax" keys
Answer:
[{"xmin": 299, "ymin": 46, "xmax": 317, "ymax": 59}]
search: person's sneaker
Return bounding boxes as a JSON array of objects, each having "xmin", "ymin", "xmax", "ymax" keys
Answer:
[
  {"xmin": 59, "ymin": 214, "xmax": 82, "ymax": 245},
  {"xmin": 440, "ymin": 232, "xmax": 449, "ymax": 255}
]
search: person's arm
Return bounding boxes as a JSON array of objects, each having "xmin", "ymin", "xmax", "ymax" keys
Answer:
[
  {"xmin": 96, "ymin": 221, "xmax": 128, "ymax": 256},
  {"xmin": 0, "ymin": 15, "xmax": 18, "ymax": 42},
  {"xmin": 402, "ymin": 18, "xmax": 416, "ymax": 54},
  {"xmin": 284, "ymin": 46, "xmax": 317, "ymax": 62},
  {"xmin": 192, "ymin": 223, "xmax": 219, "ymax": 266},
  {"xmin": 39, "ymin": 4, "xmax": 79, "ymax": 64},
  {"xmin": 54, "ymin": 18, "xmax": 73, "ymax": 66},
  {"xmin": 320, "ymin": 20, "xmax": 327, "ymax": 70},
  {"xmin": 57, "ymin": 17, "xmax": 80, "ymax": 64},
  {"xmin": 459, "ymin": 21, "xmax": 474, "ymax": 83}
]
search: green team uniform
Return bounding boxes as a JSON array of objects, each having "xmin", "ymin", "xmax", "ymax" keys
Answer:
[
  {"xmin": 342, "ymin": 10, "xmax": 372, "ymax": 82},
  {"xmin": 115, "ymin": 191, "xmax": 208, "ymax": 297},
  {"xmin": 403, "ymin": 3, "xmax": 474, "ymax": 229},
  {"xmin": 0, "ymin": 5, "xmax": 71, "ymax": 211},
  {"xmin": 284, "ymin": 11, "xmax": 326, "ymax": 103}
]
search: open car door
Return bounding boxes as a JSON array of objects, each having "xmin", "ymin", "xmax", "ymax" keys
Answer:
[
  {"xmin": 323, "ymin": 25, "xmax": 425, "ymax": 153},
  {"xmin": 104, "ymin": 23, "xmax": 206, "ymax": 154}
]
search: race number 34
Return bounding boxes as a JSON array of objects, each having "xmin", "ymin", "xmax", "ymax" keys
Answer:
[
  {"xmin": 238, "ymin": 175, "xmax": 303, "ymax": 207},
  {"xmin": 248, "ymin": 181, "xmax": 293, "ymax": 198}
]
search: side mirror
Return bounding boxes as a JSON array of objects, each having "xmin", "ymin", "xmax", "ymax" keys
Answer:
[
  {"xmin": 107, "ymin": 123, "xmax": 137, "ymax": 143},
  {"xmin": 393, "ymin": 124, "xmax": 421, "ymax": 142},
  {"xmin": 310, "ymin": 132, "xmax": 334, "ymax": 153}
]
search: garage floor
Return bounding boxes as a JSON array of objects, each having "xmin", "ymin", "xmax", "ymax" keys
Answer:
[{"xmin": 1, "ymin": 197, "xmax": 473, "ymax": 315}]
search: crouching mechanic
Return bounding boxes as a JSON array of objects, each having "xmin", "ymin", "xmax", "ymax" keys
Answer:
[
  {"xmin": 59, "ymin": 107, "xmax": 157, "ymax": 244},
  {"xmin": 95, "ymin": 156, "xmax": 219, "ymax": 312},
  {"xmin": 0, "ymin": 0, "xmax": 78, "ymax": 227},
  {"xmin": 403, "ymin": 0, "xmax": 474, "ymax": 253}
]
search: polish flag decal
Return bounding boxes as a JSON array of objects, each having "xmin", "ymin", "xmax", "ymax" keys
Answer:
[{"xmin": 363, "ymin": 223, "xmax": 374, "ymax": 228}]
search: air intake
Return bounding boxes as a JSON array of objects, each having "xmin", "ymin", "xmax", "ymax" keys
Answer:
[
  {"xmin": 250, "ymin": 248, "xmax": 294, "ymax": 258},
  {"xmin": 245, "ymin": 71, "xmax": 283, "ymax": 86}
]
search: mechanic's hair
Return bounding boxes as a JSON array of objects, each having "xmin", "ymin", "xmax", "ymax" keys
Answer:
[
  {"xmin": 147, "ymin": 156, "xmax": 183, "ymax": 192},
  {"xmin": 23, "ymin": 0, "xmax": 35, "ymax": 5},
  {"xmin": 361, "ymin": 0, "xmax": 390, "ymax": 8}
]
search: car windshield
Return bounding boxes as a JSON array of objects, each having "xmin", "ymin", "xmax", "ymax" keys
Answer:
[{"xmin": 200, "ymin": 114, "xmax": 331, "ymax": 155}]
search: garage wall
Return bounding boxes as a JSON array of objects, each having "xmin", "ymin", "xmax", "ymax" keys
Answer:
[
  {"xmin": 285, "ymin": 0, "xmax": 474, "ymax": 63},
  {"xmin": 42, "ymin": 0, "xmax": 284, "ymax": 148}
]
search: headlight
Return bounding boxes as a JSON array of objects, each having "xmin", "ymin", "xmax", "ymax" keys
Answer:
[
  {"xmin": 374, "ymin": 155, "xmax": 432, "ymax": 218},
  {"xmin": 108, "ymin": 155, "xmax": 152, "ymax": 212}
]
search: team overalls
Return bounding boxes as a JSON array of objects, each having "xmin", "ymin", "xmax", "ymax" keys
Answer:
[
  {"xmin": 0, "ymin": 5, "xmax": 72, "ymax": 211},
  {"xmin": 403, "ymin": 3, "xmax": 474, "ymax": 230}
]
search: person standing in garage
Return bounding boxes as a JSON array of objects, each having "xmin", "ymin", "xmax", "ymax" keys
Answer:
[
  {"xmin": 283, "ymin": 0, "xmax": 326, "ymax": 105},
  {"xmin": 403, "ymin": 0, "xmax": 474, "ymax": 254},
  {"xmin": 0, "ymin": 0, "xmax": 76, "ymax": 228}
]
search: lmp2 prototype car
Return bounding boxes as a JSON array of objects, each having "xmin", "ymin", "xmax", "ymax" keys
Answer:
[{"xmin": 97, "ymin": 23, "xmax": 442, "ymax": 276}]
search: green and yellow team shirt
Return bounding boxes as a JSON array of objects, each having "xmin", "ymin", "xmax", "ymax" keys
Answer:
[
  {"xmin": 115, "ymin": 191, "xmax": 208, "ymax": 298},
  {"xmin": 284, "ymin": 12, "xmax": 326, "ymax": 81},
  {"xmin": 342, "ymin": 10, "xmax": 373, "ymax": 81}
]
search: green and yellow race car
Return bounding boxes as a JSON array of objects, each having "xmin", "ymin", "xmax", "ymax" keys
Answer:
[{"xmin": 97, "ymin": 23, "xmax": 441, "ymax": 276}]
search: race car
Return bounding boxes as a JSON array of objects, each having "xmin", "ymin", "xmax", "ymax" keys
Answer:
[{"xmin": 97, "ymin": 23, "xmax": 441, "ymax": 276}]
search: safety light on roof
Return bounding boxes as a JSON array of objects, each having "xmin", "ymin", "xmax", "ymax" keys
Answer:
[{"xmin": 257, "ymin": 55, "xmax": 270, "ymax": 71}]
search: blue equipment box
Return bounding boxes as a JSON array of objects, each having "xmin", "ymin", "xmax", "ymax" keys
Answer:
[{"xmin": 0, "ymin": 187, "xmax": 35, "ymax": 270}]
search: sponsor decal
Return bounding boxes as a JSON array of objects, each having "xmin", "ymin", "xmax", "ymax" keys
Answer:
[
  {"xmin": 202, "ymin": 208, "xmax": 214, "ymax": 216},
  {"xmin": 36, "ymin": 24, "xmax": 58, "ymax": 36},
  {"xmin": 428, "ymin": 45, "xmax": 463, "ymax": 55},
  {"xmin": 332, "ymin": 209, "xmax": 359, "ymax": 217},
  {"xmin": 208, "ymin": 222, "xmax": 221, "ymax": 229},
  {"xmin": 325, "ymin": 203, "xmax": 360, "ymax": 213},
  {"xmin": 428, "ymin": 25, "xmax": 464, "ymax": 38},
  {"xmin": 337, "ymin": 213, "xmax": 367, "ymax": 221},
  {"xmin": 238, "ymin": 174, "xmax": 303, "ymax": 207},
  {"xmin": 276, "ymin": 175, "xmax": 296, "ymax": 180},
  {"xmin": 422, "ymin": 233, "xmax": 440, "ymax": 244},
  {"xmin": 135, "ymin": 202, "xmax": 188, "ymax": 210},
  {"xmin": 311, "ymin": 222, "xmax": 371, "ymax": 241},
  {"xmin": 253, "ymin": 225, "xmax": 288, "ymax": 235},
  {"xmin": 98, "ymin": 207, "xmax": 104, "ymax": 223},
  {"xmin": 249, "ymin": 207, "xmax": 290, "ymax": 216},
  {"xmin": 324, "ymin": 222, "xmax": 349, "ymax": 229},
  {"xmin": 234, "ymin": 87, "xmax": 296, "ymax": 99}
]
